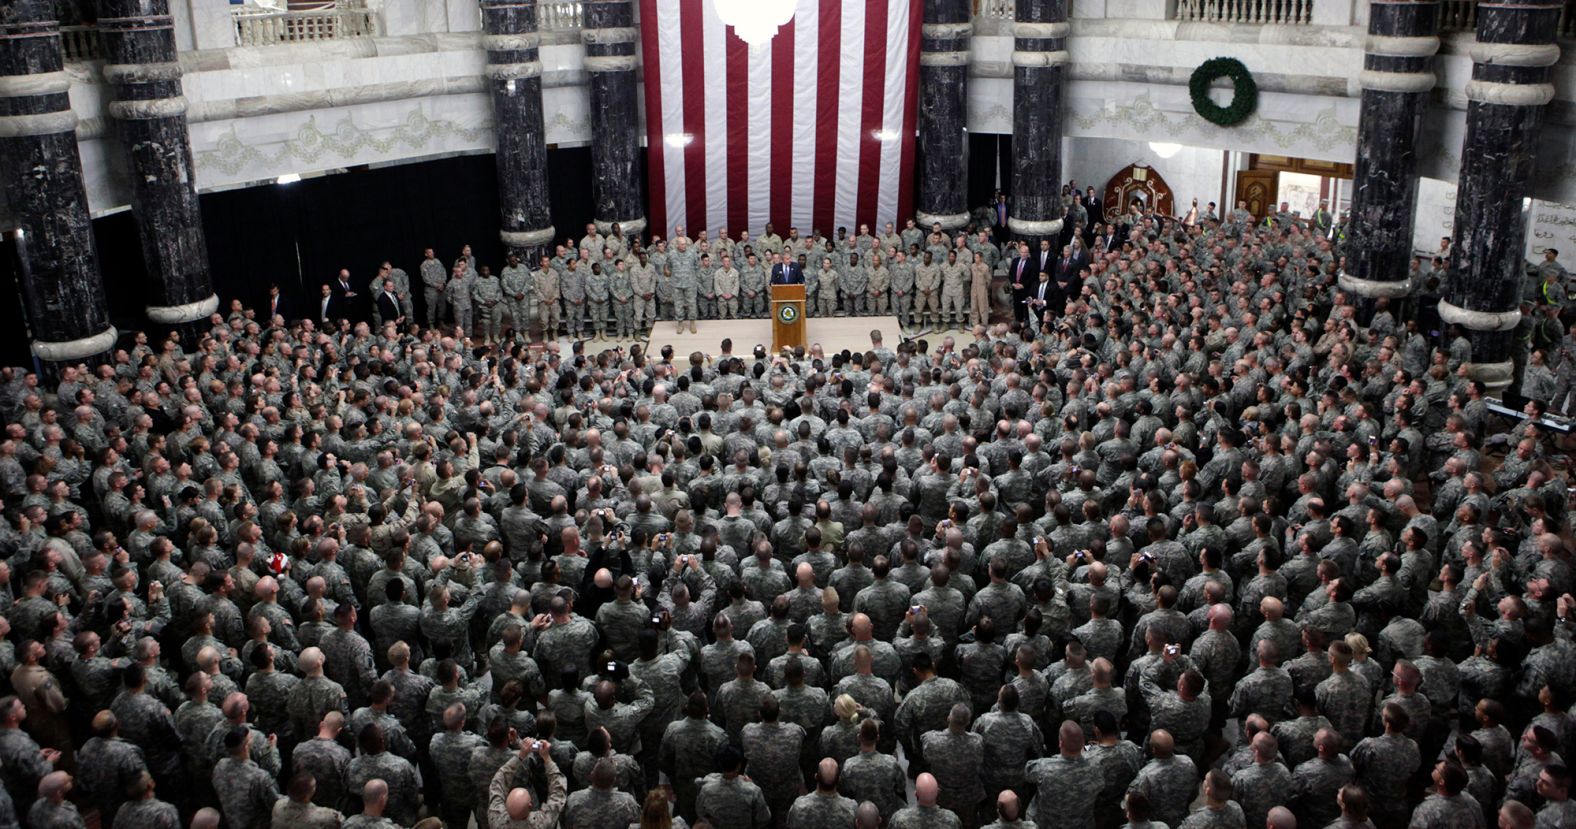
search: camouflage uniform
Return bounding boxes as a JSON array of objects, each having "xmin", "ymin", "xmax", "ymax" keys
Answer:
[
  {"xmin": 714, "ymin": 264, "xmax": 740, "ymax": 319},
  {"xmin": 1350, "ymin": 732, "xmax": 1419, "ymax": 829},
  {"xmin": 842, "ymin": 256, "xmax": 869, "ymax": 315},
  {"xmin": 973, "ymin": 710, "xmax": 1044, "ymax": 799},
  {"xmin": 421, "ymin": 257, "xmax": 448, "ymax": 327},
  {"xmin": 535, "ymin": 265, "xmax": 562, "ymax": 336},
  {"xmin": 842, "ymin": 747, "xmax": 907, "ymax": 821},
  {"xmin": 450, "ymin": 266, "xmax": 476, "ymax": 336},
  {"xmin": 630, "ymin": 258, "xmax": 657, "ymax": 332},
  {"xmin": 891, "ymin": 256, "xmax": 916, "ymax": 327},
  {"xmin": 113, "ymin": 798, "xmax": 180, "ymax": 829},
  {"xmin": 487, "ymin": 754, "xmax": 567, "ymax": 829},
  {"xmin": 1026, "ymin": 752, "xmax": 1102, "ymax": 829},
  {"xmin": 610, "ymin": 263, "xmax": 635, "ymax": 338},
  {"xmin": 430, "ymin": 728, "xmax": 487, "ymax": 829},
  {"xmin": 741, "ymin": 721, "xmax": 806, "ymax": 820},
  {"xmin": 787, "ymin": 790, "xmax": 859, "ymax": 829},
  {"xmin": 1288, "ymin": 753, "xmax": 1353, "ymax": 829},
  {"xmin": 740, "ymin": 259, "xmax": 767, "ymax": 317},
  {"xmin": 76, "ymin": 735, "xmax": 146, "ymax": 821},
  {"xmin": 1315, "ymin": 671, "xmax": 1372, "ymax": 751},
  {"xmin": 292, "ymin": 736, "xmax": 353, "ymax": 811},
  {"xmin": 561, "ymin": 263, "xmax": 588, "ymax": 338},
  {"xmin": 694, "ymin": 773, "xmax": 772, "ymax": 829},
  {"xmin": 500, "ymin": 261, "xmax": 534, "ymax": 340},
  {"xmin": 1230, "ymin": 760, "xmax": 1292, "ymax": 829},
  {"xmin": 667, "ymin": 246, "xmax": 700, "ymax": 328},
  {"xmin": 346, "ymin": 752, "xmax": 421, "ymax": 825},
  {"xmin": 922, "ymin": 727, "xmax": 986, "ymax": 826},
  {"xmin": 940, "ymin": 257, "xmax": 968, "ymax": 328},
  {"xmin": 211, "ymin": 756, "xmax": 281, "ymax": 829},
  {"xmin": 868, "ymin": 260, "xmax": 891, "ymax": 315},
  {"xmin": 322, "ymin": 628, "xmax": 379, "ymax": 711},
  {"xmin": 1129, "ymin": 755, "xmax": 1199, "ymax": 829},
  {"xmin": 286, "ymin": 675, "xmax": 348, "ymax": 743},
  {"xmin": 584, "ymin": 266, "xmax": 610, "ymax": 338},
  {"xmin": 895, "ymin": 676, "xmax": 970, "ymax": 771},
  {"xmin": 1410, "ymin": 792, "xmax": 1485, "ymax": 829},
  {"xmin": 562, "ymin": 786, "xmax": 640, "ymax": 829},
  {"xmin": 473, "ymin": 273, "xmax": 505, "ymax": 341},
  {"xmin": 891, "ymin": 804, "xmax": 965, "ymax": 829}
]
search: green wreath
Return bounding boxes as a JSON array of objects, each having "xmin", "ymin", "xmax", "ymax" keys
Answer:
[
  {"xmin": 778, "ymin": 303, "xmax": 800, "ymax": 324},
  {"xmin": 1189, "ymin": 57, "xmax": 1257, "ymax": 127}
]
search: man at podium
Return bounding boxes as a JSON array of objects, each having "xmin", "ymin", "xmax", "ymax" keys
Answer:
[{"xmin": 771, "ymin": 252, "xmax": 804, "ymax": 285}]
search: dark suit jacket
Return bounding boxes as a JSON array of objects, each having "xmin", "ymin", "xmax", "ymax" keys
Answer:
[
  {"xmin": 265, "ymin": 294, "xmax": 290, "ymax": 321},
  {"xmin": 771, "ymin": 263, "xmax": 804, "ymax": 285},
  {"xmin": 376, "ymin": 291, "xmax": 401, "ymax": 325}
]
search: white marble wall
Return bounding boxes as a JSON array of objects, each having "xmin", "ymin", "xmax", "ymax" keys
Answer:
[
  {"xmin": 1062, "ymin": 137, "xmax": 1228, "ymax": 213},
  {"xmin": 28, "ymin": 1, "xmax": 1576, "ymax": 228}
]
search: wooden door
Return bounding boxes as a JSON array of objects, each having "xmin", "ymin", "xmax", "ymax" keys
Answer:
[{"xmin": 1236, "ymin": 170, "xmax": 1277, "ymax": 221}]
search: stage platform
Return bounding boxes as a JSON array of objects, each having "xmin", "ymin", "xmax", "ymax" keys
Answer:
[{"xmin": 644, "ymin": 315, "xmax": 910, "ymax": 357}]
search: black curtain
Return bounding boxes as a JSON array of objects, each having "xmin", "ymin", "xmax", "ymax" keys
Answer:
[
  {"xmin": 0, "ymin": 149, "xmax": 600, "ymax": 367},
  {"xmin": 968, "ymin": 133, "xmax": 1012, "ymax": 207}
]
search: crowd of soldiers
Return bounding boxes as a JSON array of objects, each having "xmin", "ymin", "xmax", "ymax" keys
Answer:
[
  {"xmin": 384, "ymin": 220, "xmax": 1001, "ymax": 343},
  {"xmin": 3, "ymin": 191, "xmax": 1576, "ymax": 829}
]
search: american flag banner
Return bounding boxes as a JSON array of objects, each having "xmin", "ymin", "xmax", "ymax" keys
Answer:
[{"xmin": 639, "ymin": 0, "xmax": 924, "ymax": 240}]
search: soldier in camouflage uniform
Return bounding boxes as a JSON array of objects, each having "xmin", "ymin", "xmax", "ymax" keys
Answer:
[
  {"xmin": 584, "ymin": 262, "xmax": 611, "ymax": 340},
  {"xmin": 609, "ymin": 259, "xmax": 635, "ymax": 339},
  {"xmin": 1026, "ymin": 722, "xmax": 1102, "ymax": 829},
  {"xmin": 741, "ymin": 695, "xmax": 806, "ymax": 822},
  {"xmin": 815, "ymin": 257, "xmax": 840, "ymax": 317},
  {"xmin": 895, "ymin": 652, "xmax": 969, "ymax": 774},
  {"xmin": 914, "ymin": 251, "xmax": 940, "ymax": 330},
  {"xmin": 420, "ymin": 247, "xmax": 448, "ymax": 327},
  {"xmin": 1287, "ymin": 728, "xmax": 1353, "ymax": 829},
  {"xmin": 1128, "ymin": 730, "xmax": 1199, "ymax": 829},
  {"xmin": 667, "ymin": 239, "xmax": 700, "ymax": 334},
  {"xmin": 661, "ymin": 693, "xmax": 727, "ymax": 821},
  {"xmin": 486, "ymin": 740, "xmax": 567, "ymax": 829},
  {"xmin": 472, "ymin": 266, "xmax": 505, "ymax": 344},
  {"xmin": 974, "ymin": 684, "xmax": 1044, "ymax": 809},
  {"xmin": 76, "ymin": 711, "xmax": 147, "ymax": 822},
  {"xmin": 429, "ymin": 702, "xmax": 486, "ymax": 829},
  {"xmin": 500, "ymin": 253, "xmax": 534, "ymax": 341},
  {"xmin": 697, "ymin": 253, "xmax": 718, "ymax": 320},
  {"xmin": 1350, "ymin": 702, "xmax": 1421, "ymax": 829},
  {"xmin": 842, "ymin": 253, "xmax": 869, "ymax": 316},
  {"xmin": 939, "ymin": 250, "xmax": 968, "ymax": 330},
  {"xmin": 843, "ymin": 718, "xmax": 907, "ymax": 821},
  {"xmin": 890, "ymin": 250, "xmax": 915, "ymax": 327},
  {"xmin": 114, "ymin": 773, "xmax": 181, "ymax": 829},
  {"xmin": 285, "ymin": 648, "xmax": 348, "ymax": 744},
  {"xmin": 867, "ymin": 254, "xmax": 891, "ymax": 316},
  {"xmin": 212, "ymin": 728, "xmax": 281, "ymax": 829},
  {"xmin": 561, "ymin": 259, "xmax": 588, "ymax": 339},
  {"xmin": 535, "ymin": 255, "xmax": 562, "ymax": 337},
  {"xmin": 789, "ymin": 758, "xmax": 860, "ymax": 828},
  {"xmin": 741, "ymin": 253, "xmax": 767, "ymax": 317},
  {"xmin": 447, "ymin": 259, "xmax": 475, "ymax": 337},
  {"xmin": 1230, "ymin": 731, "xmax": 1292, "ymax": 829},
  {"xmin": 922, "ymin": 704, "xmax": 986, "ymax": 829},
  {"xmin": 715, "ymin": 255, "xmax": 740, "ymax": 320},
  {"xmin": 630, "ymin": 252, "xmax": 657, "ymax": 334},
  {"xmin": 695, "ymin": 746, "xmax": 773, "ymax": 829}
]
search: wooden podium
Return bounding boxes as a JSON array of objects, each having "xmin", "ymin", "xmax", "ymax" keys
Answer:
[{"xmin": 771, "ymin": 284, "xmax": 806, "ymax": 353}]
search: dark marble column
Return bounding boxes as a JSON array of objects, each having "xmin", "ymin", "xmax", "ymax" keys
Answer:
[
  {"xmin": 481, "ymin": 0, "xmax": 555, "ymax": 256},
  {"xmin": 96, "ymin": 0, "xmax": 217, "ymax": 331},
  {"xmin": 1338, "ymin": 0, "xmax": 1438, "ymax": 313},
  {"xmin": 915, "ymin": 0, "xmax": 970, "ymax": 232},
  {"xmin": 0, "ymin": 1, "xmax": 116, "ymax": 365},
  {"xmin": 1442, "ymin": 0, "xmax": 1561, "ymax": 391},
  {"xmin": 582, "ymin": 0, "xmax": 644, "ymax": 240},
  {"xmin": 1008, "ymin": 0, "xmax": 1066, "ymax": 251}
]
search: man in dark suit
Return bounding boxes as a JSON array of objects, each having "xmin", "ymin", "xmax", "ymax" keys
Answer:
[
  {"xmin": 375, "ymin": 278, "xmax": 405, "ymax": 332},
  {"xmin": 1008, "ymin": 242, "xmax": 1032, "ymax": 325},
  {"xmin": 331, "ymin": 268, "xmax": 360, "ymax": 322},
  {"xmin": 317, "ymin": 283, "xmax": 338, "ymax": 325},
  {"xmin": 991, "ymin": 192, "xmax": 1009, "ymax": 240},
  {"xmin": 1027, "ymin": 270, "xmax": 1054, "ymax": 328},
  {"xmin": 1084, "ymin": 187, "xmax": 1102, "ymax": 228},
  {"xmin": 770, "ymin": 252, "xmax": 804, "ymax": 285},
  {"xmin": 265, "ymin": 283, "xmax": 290, "ymax": 322}
]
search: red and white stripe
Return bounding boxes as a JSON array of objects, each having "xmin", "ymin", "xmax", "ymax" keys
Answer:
[{"xmin": 639, "ymin": 0, "xmax": 923, "ymax": 241}]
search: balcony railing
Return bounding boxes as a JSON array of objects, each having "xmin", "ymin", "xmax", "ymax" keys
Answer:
[
  {"xmin": 59, "ymin": 24, "xmax": 104, "ymax": 63},
  {"xmin": 1175, "ymin": 0, "xmax": 1311, "ymax": 24},
  {"xmin": 232, "ymin": 5, "xmax": 378, "ymax": 47},
  {"xmin": 538, "ymin": 2, "xmax": 585, "ymax": 30},
  {"xmin": 1440, "ymin": 0, "xmax": 1576, "ymax": 36}
]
